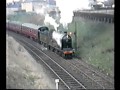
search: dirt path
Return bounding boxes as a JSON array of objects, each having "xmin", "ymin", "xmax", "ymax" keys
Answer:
[{"xmin": 6, "ymin": 34, "xmax": 56, "ymax": 89}]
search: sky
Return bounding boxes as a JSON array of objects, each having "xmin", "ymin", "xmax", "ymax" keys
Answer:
[
  {"xmin": 55, "ymin": 0, "xmax": 90, "ymax": 26},
  {"xmin": 55, "ymin": 0, "xmax": 113, "ymax": 26},
  {"xmin": 7, "ymin": 0, "xmax": 26, "ymax": 3},
  {"xmin": 7, "ymin": 0, "xmax": 106, "ymax": 3},
  {"xmin": 7, "ymin": 0, "xmax": 19, "ymax": 3}
]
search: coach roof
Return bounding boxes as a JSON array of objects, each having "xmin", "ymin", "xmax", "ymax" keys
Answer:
[
  {"xmin": 8, "ymin": 21, "xmax": 23, "ymax": 25},
  {"xmin": 22, "ymin": 23, "xmax": 42, "ymax": 30}
]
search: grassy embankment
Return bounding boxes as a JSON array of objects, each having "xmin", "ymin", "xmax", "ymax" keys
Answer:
[{"xmin": 68, "ymin": 17, "xmax": 114, "ymax": 77}]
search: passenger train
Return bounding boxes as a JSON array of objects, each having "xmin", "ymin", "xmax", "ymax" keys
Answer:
[{"xmin": 6, "ymin": 20, "xmax": 74, "ymax": 59}]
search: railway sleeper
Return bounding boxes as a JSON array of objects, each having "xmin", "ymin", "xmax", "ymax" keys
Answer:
[
  {"xmin": 69, "ymin": 81, "xmax": 80, "ymax": 84},
  {"xmin": 64, "ymin": 54, "xmax": 73, "ymax": 59},
  {"xmin": 59, "ymin": 76, "xmax": 73, "ymax": 80},
  {"xmin": 71, "ymin": 86, "xmax": 84, "ymax": 89},
  {"xmin": 63, "ymin": 79, "xmax": 77, "ymax": 82},
  {"xmin": 56, "ymin": 73, "xmax": 69, "ymax": 76}
]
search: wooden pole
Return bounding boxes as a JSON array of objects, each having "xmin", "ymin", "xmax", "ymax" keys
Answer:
[{"xmin": 75, "ymin": 21, "xmax": 77, "ymax": 51}]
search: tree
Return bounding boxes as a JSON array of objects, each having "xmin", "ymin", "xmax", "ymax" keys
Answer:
[{"xmin": 103, "ymin": 0, "xmax": 114, "ymax": 7}]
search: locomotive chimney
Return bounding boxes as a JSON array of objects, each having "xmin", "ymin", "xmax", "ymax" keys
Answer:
[{"xmin": 64, "ymin": 31, "xmax": 67, "ymax": 35}]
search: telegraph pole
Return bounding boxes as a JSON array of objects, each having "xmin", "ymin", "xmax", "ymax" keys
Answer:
[{"xmin": 75, "ymin": 21, "xmax": 77, "ymax": 51}]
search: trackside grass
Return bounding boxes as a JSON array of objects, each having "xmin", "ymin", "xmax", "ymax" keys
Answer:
[{"xmin": 68, "ymin": 17, "xmax": 114, "ymax": 77}]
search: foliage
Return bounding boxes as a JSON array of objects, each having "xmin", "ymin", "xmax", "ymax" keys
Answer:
[
  {"xmin": 7, "ymin": 12, "xmax": 45, "ymax": 25},
  {"xmin": 68, "ymin": 18, "xmax": 114, "ymax": 76}
]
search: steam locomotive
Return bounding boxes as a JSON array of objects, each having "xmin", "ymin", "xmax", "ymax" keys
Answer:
[{"xmin": 6, "ymin": 20, "xmax": 74, "ymax": 59}]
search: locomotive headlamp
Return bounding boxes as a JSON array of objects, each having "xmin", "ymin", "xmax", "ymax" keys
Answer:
[
  {"xmin": 68, "ymin": 32, "xmax": 73, "ymax": 36},
  {"xmin": 69, "ymin": 32, "xmax": 72, "ymax": 35}
]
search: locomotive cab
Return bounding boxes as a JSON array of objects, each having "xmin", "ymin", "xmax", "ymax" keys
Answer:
[
  {"xmin": 38, "ymin": 26, "xmax": 49, "ymax": 32},
  {"xmin": 38, "ymin": 26, "xmax": 50, "ymax": 46}
]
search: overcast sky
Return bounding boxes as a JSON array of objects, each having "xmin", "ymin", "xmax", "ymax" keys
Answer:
[
  {"xmin": 7, "ymin": 0, "xmax": 18, "ymax": 3},
  {"xmin": 6, "ymin": 0, "xmax": 106, "ymax": 3},
  {"xmin": 7, "ymin": 0, "xmax": 25, "ymax": 3}
]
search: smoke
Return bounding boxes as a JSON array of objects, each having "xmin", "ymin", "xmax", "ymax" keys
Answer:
[
  {"xmin": 56, "ymin": 0, "xmax": 90, "ymax": 26},
  {"xmin": 35, "ymin": 8, "xmax": 45, "ymax": 15},
  {"xmin": 44, "ymin": 14, "xmax": 59, "ymax": 31},
  {"xmin": 44, "ymin": 0, "xmax": 90, "ymax": 31}
]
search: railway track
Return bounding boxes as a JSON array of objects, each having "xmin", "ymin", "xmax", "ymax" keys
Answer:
[
  {"xmin": 64, "ymin": 60, "xmax": 114, "ymax": 89},
  {"xmin": 70, "ymin": 59, "xmax": 114, "ymax": 83},
  {"xmin": 7, "ymin": 31, "xmax": 114, "ymax": 89},
  {"xmin": 44, "ymin": 51, "xmax": 114, "ymax": 89},
  {"xmin": 8, "ymin": 31, "xmax": 86, "ymax": 89}
]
